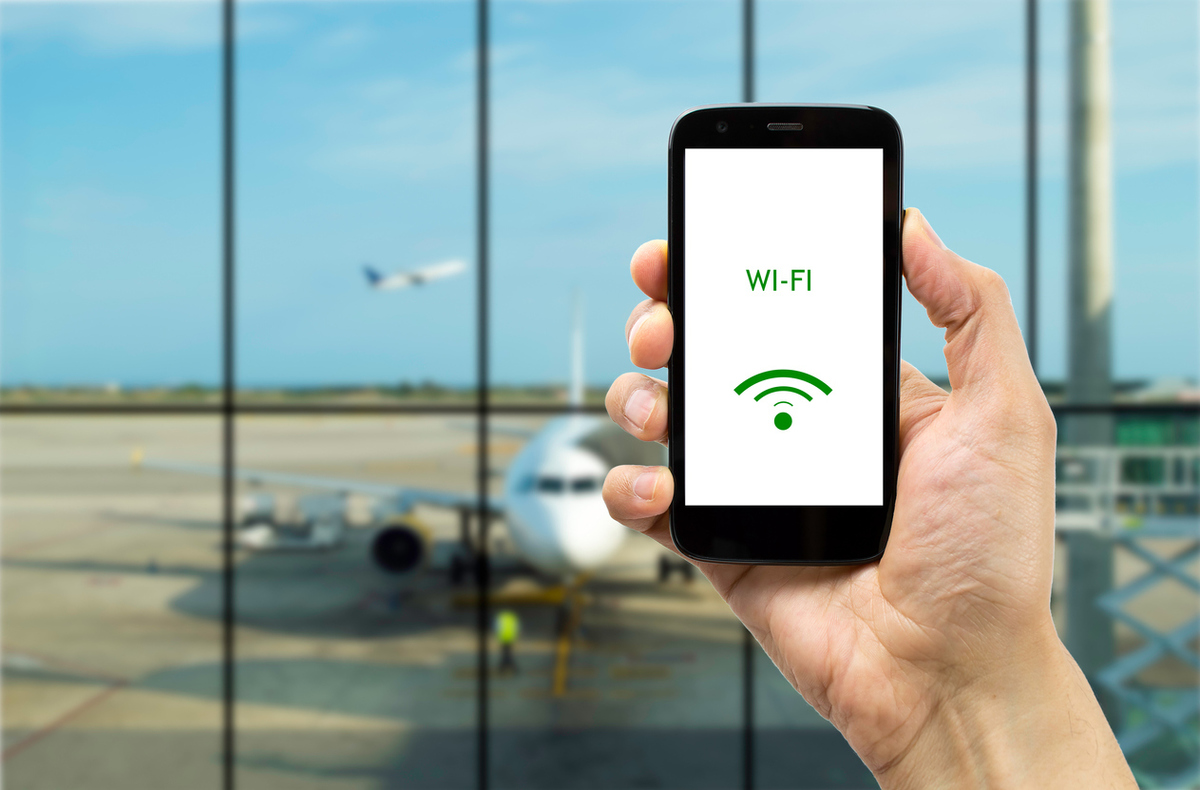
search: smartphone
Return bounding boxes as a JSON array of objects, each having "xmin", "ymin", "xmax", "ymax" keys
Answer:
[{"xmin": 667, "ymin": 104, "xmax": 902, "ymax": 565}]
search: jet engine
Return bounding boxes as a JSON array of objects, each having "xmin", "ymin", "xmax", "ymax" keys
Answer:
[{"xmin": 370, "ymin": 516, "xmax": 431, "ymax": 574}]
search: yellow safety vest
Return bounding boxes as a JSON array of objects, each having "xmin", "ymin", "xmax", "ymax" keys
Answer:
[{"xmin": 496, "ymin": 610, "xmax": 520, "ymax": 644}]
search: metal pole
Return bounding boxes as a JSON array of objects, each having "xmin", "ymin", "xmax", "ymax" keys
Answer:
[
  {"xmin": 1065, "ymin": 0, "xmax": 1118, "ymax": 727},
  {"xmin": 742, "ymin": 0, "xmax": 754, "ymax": 105},
  {"xmin": 1067, "ymin": 0, "xmax": 1114, "ymax": 423}
]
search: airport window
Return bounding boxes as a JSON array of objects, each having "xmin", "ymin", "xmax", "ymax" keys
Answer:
[{"xmin": 1, "ymin": 2, "xmax": 1197, "ymax": 790}]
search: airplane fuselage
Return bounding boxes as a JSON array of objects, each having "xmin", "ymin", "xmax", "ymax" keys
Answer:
[{"xmin": 501, "ymin": 415, "xmax": 665, "ymax": 577}]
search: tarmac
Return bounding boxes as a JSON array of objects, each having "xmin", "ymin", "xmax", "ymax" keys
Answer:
[{"xmin": 1, "ymin": 416, "xmax": 870, "ymax": 790}]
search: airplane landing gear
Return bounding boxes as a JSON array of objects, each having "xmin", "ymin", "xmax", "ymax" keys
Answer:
[
  {"xmin": 450, "ymin": 507, "xmax": 477, "ymax": 587},
  {"xmin": 450, "ymin": 553, "xmax": 472, "ymax": 587}
]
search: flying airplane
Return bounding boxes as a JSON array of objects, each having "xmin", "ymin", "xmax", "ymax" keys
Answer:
[
  {"xmin": 145, "ymin": 296, "xmax": 684, "ymax": 585},
  {"xmin": 363, "ymin": 258, "xmax": 466, "ymax": 290}
]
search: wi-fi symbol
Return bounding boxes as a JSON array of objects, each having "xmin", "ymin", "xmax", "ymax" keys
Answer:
[{"xmin": 734, "ymin": 369, "xmax": 832, "ymax": 431}]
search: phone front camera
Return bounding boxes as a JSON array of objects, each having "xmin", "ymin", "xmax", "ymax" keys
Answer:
[{"xmin": 716, "ymin": 121, "xmax": 729, "ymax": 133}]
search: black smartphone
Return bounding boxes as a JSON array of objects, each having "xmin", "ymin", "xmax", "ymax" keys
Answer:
[{"xmin": 667, "ymin": 104, "xmax": 902, "ymax": 565}]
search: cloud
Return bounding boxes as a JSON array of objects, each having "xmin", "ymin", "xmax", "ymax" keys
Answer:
[
  {"xmin": 490, "ymin": 65, "xmax": 679, "ymax": 179},
  {"xmin": 306, "ymin": 75, "xmax": 475, "ymax": 181},
  {"xmin": 758, "ymin": 0, "xmax": 1197, "ymax": 176},
  {"xmin": 312, "ymin": 23, "xmax": 370, "ymax": 51},
  {"xmin": 19, "ymin": 185, "xmax": 143, "ymax": 234},
  {"xmin": 0, "ymin": 1, "xmax": 291, "ymax": 54},
  {"xmin": 317, "ymin": 49, "xmax": 714, "ymax": 182}
]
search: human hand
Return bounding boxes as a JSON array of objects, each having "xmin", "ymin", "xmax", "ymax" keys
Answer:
[{"xmin": 603, "ymin": 209, "xmax": 1136, "ymax": 788}]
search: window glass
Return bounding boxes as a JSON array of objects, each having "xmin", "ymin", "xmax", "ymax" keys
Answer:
[
  {"xmin": 491, "ymin": 0, "xmax": 739, "ymax": 403},
  {"xmin": 1, "ymin": 3, "xmax": 221, "ymax": 403},
  {"xmin": 754, "ymin": 2, "xmax": 1023, "ymax": 783},
  {"xmin": 1040, "ymin": 3, "xmax": 1198, "ymax": 781},
  {"xmin": 234, "ymin": 415, "xmax": 478, "ymax": 789},
  {"xmin": 1110, "ymin": 0, "xmax": 1198, "ymax": 384},
  {"xmin": 490, "ymin": 3, "xmax": 745, "ymax": 779},
  {"xmin": 484, "ymin": 411, "xmax": 742, "ymax": 790},
  {"xmin": 1037, "ymin": 0, "xmax": 1198, "ymax": 386},
  {"xmin": 2, "ymin": 416, "xmax": 222, "ymax": 788},
  {"xmin": 237, "ymin": 1, "xmax": 475, "ymax": 403},
  {"xmin": 759, "ymin": 0, "xmax": 1024, "ymax": 384}
]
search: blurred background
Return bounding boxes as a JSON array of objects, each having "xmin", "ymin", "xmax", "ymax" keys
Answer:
[{"xmin": 1, "ymin": 0, "xmax": 1196, "ymax": 788}]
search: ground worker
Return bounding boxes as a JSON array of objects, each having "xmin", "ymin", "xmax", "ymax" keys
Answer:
[{"xmin": 495, "ymin": 608, "xmax": 520, "ymax": 674}]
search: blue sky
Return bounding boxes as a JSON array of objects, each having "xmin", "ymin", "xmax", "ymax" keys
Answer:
[{"xmin": 2, "ymin": 0, "xmax": 1196, "ymax": 389}]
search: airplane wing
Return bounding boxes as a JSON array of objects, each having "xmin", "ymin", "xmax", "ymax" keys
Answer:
[
  {"xmin": 448, "ymin": 421, "xmax": 539, "ymax": 439},
  {"xmin": 144, "ymin": 459, "xmax": 503, "ymax": 515}
]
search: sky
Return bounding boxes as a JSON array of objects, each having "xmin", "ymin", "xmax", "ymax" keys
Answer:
[{"xmin": 1, "ymin": 0, "xmax": 1197, "ymax": 390}]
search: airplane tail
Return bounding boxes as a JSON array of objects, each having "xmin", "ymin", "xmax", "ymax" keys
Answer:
[
  {"xmin": 363, "ymin": 265, "xmax": 383, "ymax": 287},
  {"xmin": 570, "ymin": 291, "xmax": 584, "ymax": 408}
]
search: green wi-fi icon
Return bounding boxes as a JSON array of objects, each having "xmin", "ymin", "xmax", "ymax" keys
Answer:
[{"xmin": 734, "ymin": 369, "xmax": 832, "ymax": 431}]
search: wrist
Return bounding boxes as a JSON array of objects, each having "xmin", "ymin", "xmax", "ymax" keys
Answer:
[{"xmin": 873, "ymin": 626, "xmax": 1136, "ymax": 790}]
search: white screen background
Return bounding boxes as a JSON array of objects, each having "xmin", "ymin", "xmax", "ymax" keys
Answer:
[{"xmin": 683, "ymin": 148, "xmax": 882, "ymax": 506}]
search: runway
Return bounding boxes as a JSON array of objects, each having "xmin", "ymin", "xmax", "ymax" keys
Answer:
[{"xmin": 1, "ymin": 416, "xmax": 867, "ymax": 790}]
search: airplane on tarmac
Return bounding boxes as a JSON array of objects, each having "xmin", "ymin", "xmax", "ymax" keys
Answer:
[
  {"xmin": 146, "ymin": 297, "xmax": 686, "ymax": 586},
  {"xmin": 363, "ymin": 258, "xmax": 466, "ymax": 291}
]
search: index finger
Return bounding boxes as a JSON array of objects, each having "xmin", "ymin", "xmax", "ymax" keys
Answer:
[{"xmin": 630, "ymin": 240, "xmax": 667, "ymax": 301}]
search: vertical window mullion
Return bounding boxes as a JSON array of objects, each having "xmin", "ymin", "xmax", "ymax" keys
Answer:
[
  {"xmin": 475, "ymin": 0, "xmax": 492, "ymax": 788},
  {"xmin": 221, "ymin": 0, "xmax": 237, "ymax": 787},
  {"xmin": 1025, "ymin": 0, "xmax": 1039, "ymax": 376}
]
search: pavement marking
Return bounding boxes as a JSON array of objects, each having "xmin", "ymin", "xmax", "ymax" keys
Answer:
[{"xmin": 2, "ymin": 680, "xmax": 128, "ymax": 763}]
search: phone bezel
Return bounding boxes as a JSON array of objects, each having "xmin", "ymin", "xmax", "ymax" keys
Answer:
[{"xmin": 667, "ymin": 104, "xmax": 903, "ymax": 565}]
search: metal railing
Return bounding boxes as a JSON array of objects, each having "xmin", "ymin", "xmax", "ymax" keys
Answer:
[{"xmin": 1055, "ymin": 445, "xmax": 1200, "ymax": 787}]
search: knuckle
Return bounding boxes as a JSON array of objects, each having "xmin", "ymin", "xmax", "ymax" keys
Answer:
[
  {"xmin": 926, "ymin": 267, "xmax": 982, "ymax": 332},
  {"xmin": 990, "ymin": 388, "xmax": 1057, "ymax": 448},
  {"xmin": 973, "ymin": 265, "xmax": 1011, "ymax": 304},
  {"xmin": 940, "ymin": 264, "xmax": 1007, "ymax": 332}
]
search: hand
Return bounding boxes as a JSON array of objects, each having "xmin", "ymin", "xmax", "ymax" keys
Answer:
[{"xmin": 603, "ymin": 209, "xmax": 1136, "ymax": 788}]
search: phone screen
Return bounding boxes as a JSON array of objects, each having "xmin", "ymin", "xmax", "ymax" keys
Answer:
[{"xmin": 683, "ymin": 148, "xmax": 882, "ymax": 507}]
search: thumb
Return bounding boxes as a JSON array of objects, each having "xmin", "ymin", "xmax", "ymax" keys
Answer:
[{"xmin": 902, "ymin": 208, "xmax": 1039, "ymax": 400}]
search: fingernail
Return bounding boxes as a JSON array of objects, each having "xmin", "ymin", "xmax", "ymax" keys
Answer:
[
  {"xmin": 918, "ymin": 210, "xmax": 947, "ymax": 250},
  {"xmin": 627, "ymin": 311, "xmax": 650, "ymax": 346},
  {"xmin": 633, "ymin": 469, "xmax": 659, "ymax": 500},
  {"xmin": 624, "ymin": 388, "xmax": 657, "ymax": 431}
]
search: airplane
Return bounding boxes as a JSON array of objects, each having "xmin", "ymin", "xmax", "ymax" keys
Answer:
[
  {"xmin": 363, "ymin": 258, "xmax": 466, "ymax": 291},
  {"xmin": 145, "ymin": 295, "xmax": 688, "ymax": 586}
]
